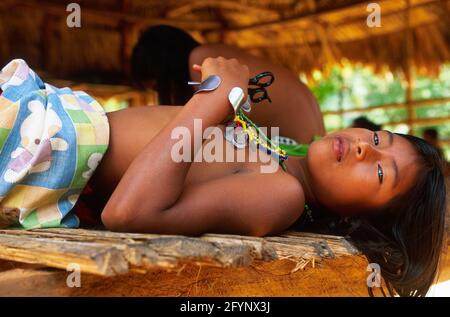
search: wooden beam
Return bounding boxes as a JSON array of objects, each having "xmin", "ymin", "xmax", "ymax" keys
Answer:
[
  {"xmin": 439, "ymin": 139, "xmax": 450, "ymax": 146},
  {"xmin": 329, "ymin": 0, "xmax": 445, "ymax": 30},
  {"xmin": 405, "ymin": 0, "xmax": 415, "ymax": 134},
  {"xmin": 321, "ymin": 96, "xmax": 450, "ymax": 116},
  {"xmin": 166, "ymin": 0, "xmax": 280, "ymax": 20},
  {"xmin": 427, "ymin": 22, "xmax": 450, "ymax": 61},
  {"xmin": 328, "ymin": 116, "xmax": 450, "ymax": 128},
  {"xmin": 241, "ymin": 18, "xmax": 439, "ymax": 49},
  {"xmin": 18, "ymin": 0, "xmax": 220, "ymax": 30},
  {"xmin": 385, "ymin": 115, "xmax": 450, "ymax": 127},
  {"xmin": 314, "ymin": 21, "xmax": 337, "ymax": 65},
  {"xmin": 424, "ymin": 0, "xmax": 450, "ymax": 32},
  {"xmin": 206, "ymin": 0, "xmax": 375, "ymax": 34},
  {"xmin": 408, "ymin": 116, "xmax": 450, "ymax": 126},
  {"xmin": 307, "ymin": 0, "xmax": 317, "ymax": 12},
  {"xmin": 233, "ymin": 3, "xmax": 442, "ymax": 49},
  {"xmin": 0, "ymin": 0, "xmax": 14, "ymax": 10}
]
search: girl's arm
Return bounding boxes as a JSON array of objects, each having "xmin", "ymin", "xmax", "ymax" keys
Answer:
[
  {"xmin": 189, "ymin": 44, "xmax": 326, "ymax": 143},
  {"xmin": 101, "ymin": 57, "xmax": 305, "ymax": 236}
]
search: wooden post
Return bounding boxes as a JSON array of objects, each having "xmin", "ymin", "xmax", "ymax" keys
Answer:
[
  {"xmin": 405, "ymin": 0, "xmax": 415, "ymax": 135},
  {"xmin": 338, "ymin": 72, "xmax": 345, "ymax": 130}
]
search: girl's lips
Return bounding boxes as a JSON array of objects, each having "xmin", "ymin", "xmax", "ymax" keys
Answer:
[{"xmin": 333, "ymin": 136, "xmax": 347, "ymax": 162}]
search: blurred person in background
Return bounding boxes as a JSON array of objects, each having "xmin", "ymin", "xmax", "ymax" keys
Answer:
[
  {"xmin": 131, "ymin": 25, "xmax": 200, "ymax": 105},
  {"xmin": 352, "ymin": 116, "xmax": 382, "ymax": 131}
]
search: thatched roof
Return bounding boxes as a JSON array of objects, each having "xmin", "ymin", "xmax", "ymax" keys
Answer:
[{"xmin": 0, "ymin": 0, "xmax": 448, "ymax": 81}]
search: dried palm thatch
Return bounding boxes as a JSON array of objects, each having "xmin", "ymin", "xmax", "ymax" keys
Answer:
[{"xmin": 0, "ymin": 0, "xmax": 448, "ymax": 81}]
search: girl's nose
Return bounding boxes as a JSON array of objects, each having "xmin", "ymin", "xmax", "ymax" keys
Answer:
[{"xmin": 355, "ymin": 141, "xmax": 373, "ymax": 161}]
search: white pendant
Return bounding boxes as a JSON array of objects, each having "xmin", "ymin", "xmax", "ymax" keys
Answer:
[
  {"xmin": 228, "ymin": 87, "xmax": 245, "ymax": 113},
  {"xmin": 225, "ymin": 122, "xmax": 248, "ymax": 149}
]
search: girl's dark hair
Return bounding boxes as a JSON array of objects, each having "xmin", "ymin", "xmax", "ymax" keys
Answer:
[
  {"xmin": 293, "ymin": 133, "xmax": 447, "ymax": 297},
  {"xmin": 131, "ymin": 25, "xmax": 200, "ymax": 105}
]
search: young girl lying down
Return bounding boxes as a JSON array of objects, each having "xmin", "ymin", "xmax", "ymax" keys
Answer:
[{"xmin": 0, "ymin": 57, "xmax": 446, "ymax": 297}]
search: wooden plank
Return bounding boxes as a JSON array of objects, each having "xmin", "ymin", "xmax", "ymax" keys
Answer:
[
  {"xmin": 0, "ymin": 228, "xmax": 273, "ymax": 275},
  {"xmin": 0, "ymin": 235, "xmax": 129, "ymax": 276},
  {"xmin": 0, "ymin": 228, "xmax": 359, "ymax": 277}
]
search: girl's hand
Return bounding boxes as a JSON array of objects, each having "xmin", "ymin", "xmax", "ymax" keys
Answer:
[
  {"xmin": 192, "ymin": 56, "xmax": 249, "ymax": 100},
  {"xmin": 192, "ymin": 57, "xmax": 249, "ymax": 123}
]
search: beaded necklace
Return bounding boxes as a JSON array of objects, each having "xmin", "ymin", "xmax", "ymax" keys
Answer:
[
  {"xmin": 227, "ymin": 112, "xmax": 317, "ymax": 224},
  {"xmin": 226, "ymin": 112, "xmax": 323, "ymax": 225},
  {"xmin": 226, "ymin": 108, "xmax": 319, "ymax": 171},
  {"xmin": 278, "ymin": 137, "xmax": 321, "ymax": 225},
  {"xmin": 218, "ymin": 70, "xmax": 322, "ymax": 223},
  {"xmin": 229, "ymin": 108, "xmax": 289, "ymax": 168}
]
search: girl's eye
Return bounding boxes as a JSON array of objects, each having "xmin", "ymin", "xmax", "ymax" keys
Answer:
[
  {"xmin": 373, "ymin": 132, "xmax": 379, "ymax": 145},
  {"xmin": 377, "ymin": 164, "xmax": 384, "ymax": 184}
]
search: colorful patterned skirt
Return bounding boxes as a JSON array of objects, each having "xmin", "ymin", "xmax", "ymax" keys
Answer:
[{"xmin": 0, "ymin": 59, "xmax": 110, "ymax": 229}]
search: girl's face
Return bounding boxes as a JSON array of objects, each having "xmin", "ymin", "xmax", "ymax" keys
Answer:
[{"xmin": 307, "ymin": 128, "xmax": 419, "ymax": 216}]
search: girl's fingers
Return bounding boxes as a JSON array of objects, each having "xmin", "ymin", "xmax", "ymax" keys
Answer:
[{"xmin": 192, "ymin": 64, "xmax": 202, "ymax": 72}]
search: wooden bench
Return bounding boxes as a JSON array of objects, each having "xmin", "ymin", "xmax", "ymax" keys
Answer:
[
  {"xmin": 0, "ymin": 227, "xmax": 448, "ymax": 296},
  {"xmin": 0, "ymin": 228, "xmax": 374, "ymax": 296}
]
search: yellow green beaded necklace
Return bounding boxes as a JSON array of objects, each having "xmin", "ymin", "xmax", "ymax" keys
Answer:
[{"xmin": 228, "ymin": 110, "xmax": 317, "ymax": 217}]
